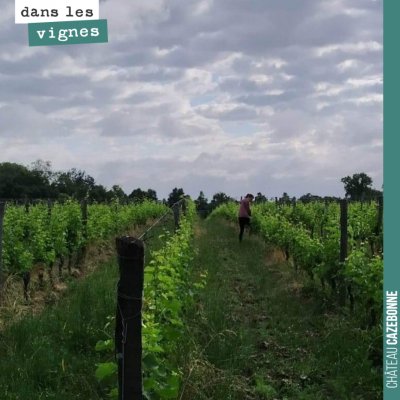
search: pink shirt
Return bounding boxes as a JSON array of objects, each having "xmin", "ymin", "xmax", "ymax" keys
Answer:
[{"xmin": 238, "ymin": 198, "xmax": 251, "ymax": 218}]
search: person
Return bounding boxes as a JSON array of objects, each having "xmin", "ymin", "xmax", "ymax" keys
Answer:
[{"xmin": 238, "ymin": 194, "xmax": 254, "ymax": 242}]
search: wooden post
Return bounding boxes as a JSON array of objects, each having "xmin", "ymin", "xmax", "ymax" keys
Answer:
[
  {"xmin": 182, "ymin": 198, "xmax": 187, "ymax": 215},
  {"xmin": 0, "ymin": 202, "xmax": 5, "ymax": 306},
  {"xmin": 25, "ymin": 198, "xmax": 30, "ymax": 213},
  {"xmin": 339, "ymin": 200, "xmax": 348, "ymax": 307},
  {"xmin": 293, "ymin": 197, "xmax": 296, "ymax": 212},
  {"xmin": 47, "ymin": 199, "xmax": 53, "ymax": 216},
  {"xmin": 115, "ymin": 236, "xmax": 144, "ymax": 400},
  {"xmin": 173, "ymin": 202, "xmax": 180, "ymax": 231}
]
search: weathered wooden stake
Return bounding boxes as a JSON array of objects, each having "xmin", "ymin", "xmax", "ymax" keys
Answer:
[
  {"xmin": 115, "ymin": 236, "xmax": 144, "ymax": 400},
  {"xmin": 47, "ymin": 199, "xmax": 53, "ymax": 216},
  {"xmin": 339, "ymin": 199, "xmax": 348, "ymax": 307},
  {"xmin": 0, "ymin": 202, "xmax": 5, "ymax": 306},
  {"xmin": 182, "ymin": 198, "xmax": 187, "ymax": 215}
]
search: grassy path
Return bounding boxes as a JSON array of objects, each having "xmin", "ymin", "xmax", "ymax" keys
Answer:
[{"xmin": 181, "ymin": 217, "xmax": 382, "ymax": 400}]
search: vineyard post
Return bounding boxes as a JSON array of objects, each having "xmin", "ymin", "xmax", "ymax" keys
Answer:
[
  {"xmin": 182, "ymin": 198, "xmax": 187, "ymax": 215},
  {"xmin": 25, "ymin": 198, "xmax": 30, "ymax": 213},
  {"xmin": 173, "ymin": 202, "xmax": 180, "ymax": 231},
  {"xmin": 0, "ymin": 202, "xmax": 5, "ymax": 305},
  {"xmin": 293, "ymin": 197, "xmax": 296, "ymax": 211},
  {"xmin": 115, "ymin": 236, "xmax": 144, "ymax": 400},
  {"xmin": 339, "ymin": 199, "xmax": 348, "ymax": 307},
  {"xmin": 47, "ymin": 199, "xmax": 52, "ymax": 216}
]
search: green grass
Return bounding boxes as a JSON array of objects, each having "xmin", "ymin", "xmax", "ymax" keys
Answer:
[
  {"xmin": 0, "ymin": 222, "xmax": 174, "ymax": 400},
  {"xmin": 180, "ymin": 217, "xmax": 383, "ymax": 400}
]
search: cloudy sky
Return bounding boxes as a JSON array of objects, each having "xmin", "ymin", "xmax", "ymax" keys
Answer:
[{"xmin": 0, "ymin": 0, "xmax": 383, "ymax": 200}]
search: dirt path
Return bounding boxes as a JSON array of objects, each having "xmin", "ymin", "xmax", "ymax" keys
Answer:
[{"xmin": 181, "ymin": 218, "xmax": 382, "ymax": 400}]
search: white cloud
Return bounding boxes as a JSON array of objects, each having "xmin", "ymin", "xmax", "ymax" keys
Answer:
[{"xmin": 0, "ymin": 0, "xmax": 383, "ymax": 198}]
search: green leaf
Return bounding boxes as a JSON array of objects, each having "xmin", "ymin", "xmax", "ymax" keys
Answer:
[
  {"xmin": 95, "ymin": 362, "xmax": 117, "ymax": 381},
  {"xmin": 95, "ymin": 340, "xmax": 114, "ymax": 352},
  {"xmin": 157, "ymin": 375, "xmax": 179, "ymax": 399}
]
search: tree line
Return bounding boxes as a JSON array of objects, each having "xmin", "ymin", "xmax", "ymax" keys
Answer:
[{"xmin": 0, "ymin": 161, "xmax": 382, "ymax": 211}]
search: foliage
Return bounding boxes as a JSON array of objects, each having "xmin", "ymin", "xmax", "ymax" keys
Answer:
[
  {"xmin": 0, "ymin": 162, "xmax": 56, "ymax": 199},
  {"xmin": 1, "ymin": 200, "xmax": 168, "ymax": 277},
  {"xmin": 341, "ymin": 172, "xmax": 382, "ymax": 200},
  {"xmin": 210, "ymin": 200, "xmax": 383, "ymax": 317},
  {"xmin": 167, "ymin": 188, "xmax": 185, "ymax": 207},
  {"xmin": 195, "ymin": 191, "xmax": 209, "ymax": 215},
  {"xmin": 129, "ymin": 188, "xmax": 158, "ymax": 203},
  {"xmin": 95, "ymin": 200, "xmax": 201, "ymax": 400}
]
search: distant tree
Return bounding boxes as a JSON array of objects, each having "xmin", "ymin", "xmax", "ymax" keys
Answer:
[
  {"xmin": 167, "ymin": 188, "xmax": 185, "ymax": 207},
  {"xmin": 129, "ymin": 188, "xmax": 147, "ymax": 202},
  {"xmin": 0, "ymin": 162, "xmax": 53, "ymax": 198},
  {"xmin": 281, "ymin": 192, "xmax": 291, "ymax": 203},
  {"xmin": 90, "ymin": 184, "xmax": 108, "ymax": 202},
  {"xmin": 341, "ymin": 173, "xmax": 375, "ymax": 199},
  {"xmin": 146, "ymin": 189, "xmax": 158, "ymax": 202},
  {"xmin": 54, "ymin": 168, "xmax": 96, "ymax": 200},
  {"xmin": 129, "ymin": 188, "xmax": 158, "ymax": 202},
  {"xmin": 195, "ymin": 191, "xmax": 209, "ymax": 215},
  {"xmin": 209, "ymin": 192, "xmax": 233, "ymax": 211},
  {"xmin": 29, "ymin": 159, "xmax": 54, "ymax": 183},
  {"xmin": 254, "ymin": 192, "xmax": 267, "ymax": 203},
  {"xmin": 299, "ymin": 193, "xmax": 322, "ymax": 203},
  {"xmin": 108, "ymin": 185, "xmax": 127, "ymax": 202}
]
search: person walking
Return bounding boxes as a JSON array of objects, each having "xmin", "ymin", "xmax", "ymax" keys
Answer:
[{"xmin": 238, "ymin": 194, "xmax": 254, "ymax": 242}]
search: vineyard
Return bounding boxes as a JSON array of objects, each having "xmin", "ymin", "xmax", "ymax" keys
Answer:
[
  {"xmin": 0, "ymin": 197, "xmax": 383, "ymax": 400},
  {"xmin": 0, "ymin": 199, "xmax": 168, "ymax": 304},
  {"xmin": 211, "ymin": 200, "xmax": 384, "ymax": 324}
]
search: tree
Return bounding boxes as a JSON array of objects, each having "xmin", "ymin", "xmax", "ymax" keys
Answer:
[
  {"xmin": 167, "ymin": 188, "xmax": 185, "ymax": 207},
  {"xmin": 146, "ymin": 189, "xmax": 158, "ymax": 202},
  {"xmin": 341, "ymin": 173, "xmax": 374, "ymax": 199},
  {"xmin": 129, "ymin": 188, "xmax": 158, "ymax": 202},
  {"xmin": 281, "ymin": 192, "xmax": 291, "ymax": 203},
  {"xmin": 299, "ymin": 193, "xmax": 322, "ymax": 203},
  {"xmin": 53, "ymin": 168, "xmax": 96, "ymax": 200},
  {"xmin": 254, "ymin": 192, "xmax": 267, "ymax": 203},
  {"xmin": 108, "ymin": 185, "xmax": 127, "ymax": 202},
  {"xmin": 209, "ymin": 192, "xmax": 233, "ymax": 211},
  {"xmin": 90, "ymin": 184, "xmax": 108, "ymax": 202},
  {"xmin": 195, "ymin": 191, "xmax": 209, "ymax": 215},
  {"xmin": 0, "ymin": 162, "xmax": 53, "ymax": 199},
  {"xmin": 129, "ymin": 188, "xmax": 147, "ymax": 202},
  {"xmin": 29, "ymin": 159, "xmax": 54, "ymax": 183}
]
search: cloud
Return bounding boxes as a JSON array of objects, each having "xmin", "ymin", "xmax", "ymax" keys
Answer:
[{"xmin": 0, "ymin": 0, "xmax": 383, "ymax": 198}]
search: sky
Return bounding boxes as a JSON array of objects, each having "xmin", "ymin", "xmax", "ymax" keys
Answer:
[{"xmin": 0, "ymin": 0, "xmax": 383, "ymax": 200}]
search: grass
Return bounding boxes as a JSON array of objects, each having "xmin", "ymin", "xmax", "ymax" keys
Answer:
[
  {"xmin": 0, "ymin": 221, "xmax": 174, "ymax": 400},
  {"xmin": 179, "ymin": 217, "xmax": 383, "ymax": 400}
]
